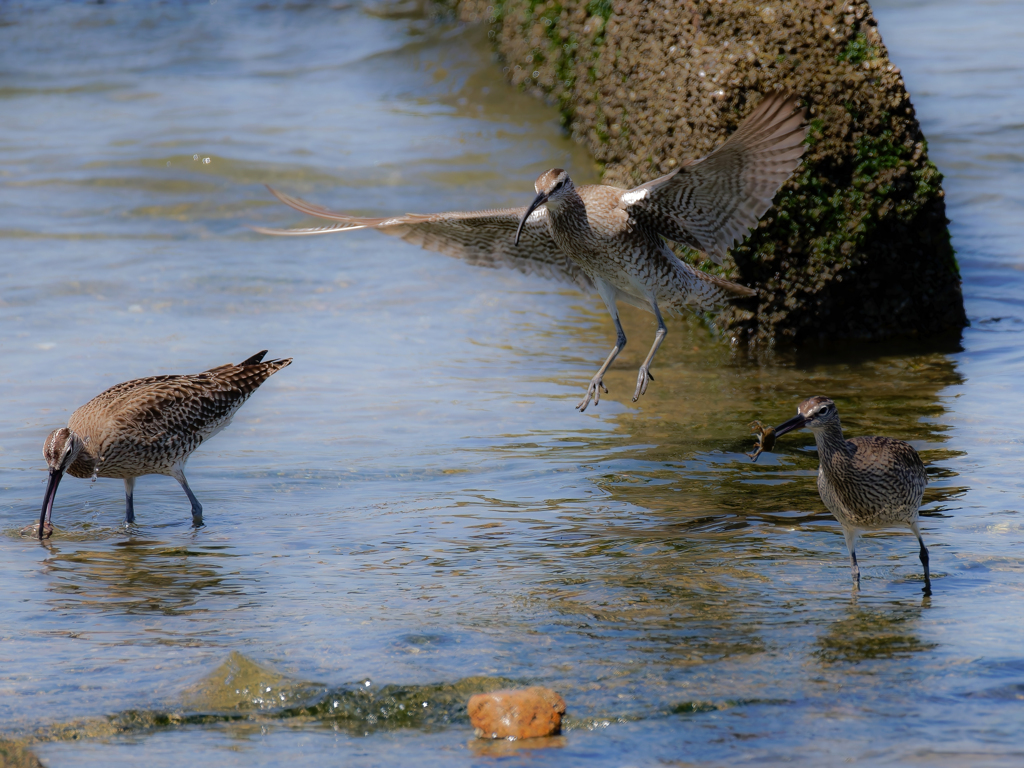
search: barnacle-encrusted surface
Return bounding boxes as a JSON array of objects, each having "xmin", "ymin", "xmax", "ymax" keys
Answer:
[{"xmin": 448, "ymin": 0, "xmax": 966, "ymax": 344}]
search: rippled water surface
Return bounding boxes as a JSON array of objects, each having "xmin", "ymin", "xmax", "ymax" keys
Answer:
[{"xmin": 1, "ymin": 1, "xmax": 1022, "ymax": 765}]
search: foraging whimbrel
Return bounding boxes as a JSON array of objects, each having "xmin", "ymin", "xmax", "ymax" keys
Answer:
[
  {"xmin": 33, "ymin": 351, "xmax": 291, "ymax": 539},
  {"xmin": 751, "ymin": 396, "xmax": 932, "ymax": 594},
  {"xmin": 255, "ymin": 92, "xmax": 807, "ymax": 411}
]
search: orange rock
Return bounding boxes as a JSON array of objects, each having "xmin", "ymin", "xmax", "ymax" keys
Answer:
[{"xmin": 468, "ymin": 687, "xmax": 566, "ymax": 740}]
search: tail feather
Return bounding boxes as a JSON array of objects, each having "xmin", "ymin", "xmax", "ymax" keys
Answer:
[
  {"xmin": 204, "ymin": 353, "xmax": 292, "ymax": 392},
  {"xmin": 663, "ymin": 259, "xmax": 757, "ymax": 315},
  {"xmin": 702, "ymin": 270, "xmax": 757, "ymax": 299},
  {"xmin": 239, "ymin": 351, "xmax": 268, "ymax": 366},
  {"xmin": 221, "ymin": 356, "xmax": 292, "ymax": 394}
]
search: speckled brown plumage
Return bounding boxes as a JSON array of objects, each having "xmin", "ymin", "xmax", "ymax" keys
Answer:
[
  {"xmin": 33, "ymin": 351, "xmax": 291, "ymax": 539},
  {"xmin": 255, "ymin": 92, "xmax": 806, "ymax": 411},
  {"xmin": 766, "ymin": 395, "xmax": 931, "ymax": 594}
]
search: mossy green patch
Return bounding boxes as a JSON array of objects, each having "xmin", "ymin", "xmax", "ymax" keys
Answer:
[
  {"xmin": 838, "ymin": 32, "xmax": 874, "ymax": 65},
  {"xmin": 586, "ymin": 0, "xmax": 612, "ymax": 21}
]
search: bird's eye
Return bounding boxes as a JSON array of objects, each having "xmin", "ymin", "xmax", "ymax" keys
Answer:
[{"xmin": 553, "ymin": 181, "xmax": 563, "ymax": 191}]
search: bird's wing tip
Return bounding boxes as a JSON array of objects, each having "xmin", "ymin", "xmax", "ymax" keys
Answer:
[
  {"xmin": 237, "ymin": 351, "xmax": 269, "ymax": 366},
  {"xmin": 248, "ymin": 223, "xmax": 364, "ymax": 236}
]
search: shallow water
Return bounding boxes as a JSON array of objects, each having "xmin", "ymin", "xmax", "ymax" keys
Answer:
[{"xmin": 1, "ymin": 0, "xmax": 1022, "ymax": 765}]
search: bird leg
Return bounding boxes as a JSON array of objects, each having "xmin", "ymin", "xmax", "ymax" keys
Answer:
[
  {"xmin": 843, "ymin": 527, "xmax": 861, "ymax": 591},
  {"xmin": 911, "ymin": 522, "xmax": 931, "ymax": 595},
  {"xmin": 171, "ymin": 467, "xmax": 204, "ymax": 526},
  {"xmin": 124, "ymin": 477, "xmax": 136, "ymax": 525},
  {"xmin": 579, "ymin": 281, "xmax": 628, "ymax": 412},
  {"xmin": 579, "ymin": 321, "xmax": 626, "ymax": 412},
  {"xmin": 633, "ymin": 300, "xmax": 667, "ymax": 402}
]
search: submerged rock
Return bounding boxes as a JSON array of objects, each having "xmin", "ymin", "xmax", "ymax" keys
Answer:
[
  {"xmin": 0, "ymin": 739, "xmax": 45, "ymax": 768},
  {"xmin": 447, "ymin": 0, "xmax": 966, "ymax": 345},
  {"xmin": 468, "ymin": 686, "xmax": 566, "ymax": 739}
]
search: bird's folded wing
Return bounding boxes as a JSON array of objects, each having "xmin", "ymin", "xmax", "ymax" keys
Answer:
[
  {"xmin": 108, "ymin": 377, "xmax": 265, "ymax": 440},
  {"xmin": 72, "ymin": 377, "xmax": 214, "ymax": 443},
  {"xmin": 622, "ymin": 92, "xmax": 808, "ymax": 264},
  {"xmin": 254, "ymin": 187, "xmax": 593, "ymax": 291}
]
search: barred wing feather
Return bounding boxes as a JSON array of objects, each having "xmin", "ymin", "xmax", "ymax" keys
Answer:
[
  {"xmin": 624, "ymin": 92, "xmax": 807, "ymax": 264},
  {"xmin": 254, "ymin": 187, "xmax": 593, "ymax": 291}
]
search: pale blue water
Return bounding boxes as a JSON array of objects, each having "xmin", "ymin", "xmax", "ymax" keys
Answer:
[{"xmin": 1, "ymin": 1, "xmax": 1022, "ymax": 765}]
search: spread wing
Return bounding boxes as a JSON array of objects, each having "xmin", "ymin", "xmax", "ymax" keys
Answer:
[
  {"xmin": 253, "ymin": 187, "xmax": 593, "ymax": 291},
  {"xmin": 623, "ymin": 92, "xmax": 808, "ymax": 264}
]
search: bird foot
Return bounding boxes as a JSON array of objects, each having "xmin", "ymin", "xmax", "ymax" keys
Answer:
[
  {"xmin": 577, "ymin": 376, "xmax": 609, "ymax": 412},
  {"xmin": 631, "ymin": 367, "xmax": 654, "ymax": 402}
]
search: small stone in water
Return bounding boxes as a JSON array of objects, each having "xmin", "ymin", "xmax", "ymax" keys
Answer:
[{"xmin": 468, "ymin": 687, "xmax": 566, "ymax": 740}]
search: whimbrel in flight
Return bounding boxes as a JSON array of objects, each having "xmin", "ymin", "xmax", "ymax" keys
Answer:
[
  {"xmin": 750, "ymin": 396, "xmax": 932, "ymax": 594},
  {"xmin": 256, "ymin": 92, "xmax": 806, "ymax": 411},
  {"xmin": 33, "ymin": 351, "xmax": 291, "ymax": 539}
]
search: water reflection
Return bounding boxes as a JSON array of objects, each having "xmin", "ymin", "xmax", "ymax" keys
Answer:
[
  {"xmin": 815, "ymin": 602, "xmax": 936, "ymax": 664},
  {"xmin": 468, "ymin": 735, "xmax": 567, "ymax": 757},
  {"xmin": 42, "ymin": 538, "xmax": 251, "ymax": 617}
]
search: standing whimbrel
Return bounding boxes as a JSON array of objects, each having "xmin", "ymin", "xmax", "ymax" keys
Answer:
[
  {"xmin": 32, "ymin": 351, "xmax": 291, "ymax": 540},
  {"xmin": 254, "ymin": 92, "xmax": 807, "ymax": 411},
  {"xmin": 750, "ymin": 396, "xmax": 932, "ymax": 594}
]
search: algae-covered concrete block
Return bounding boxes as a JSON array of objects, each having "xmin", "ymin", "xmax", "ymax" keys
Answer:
[{"xmin": 449, "ymin": 0, "xmax": 965, "ymax": 344}]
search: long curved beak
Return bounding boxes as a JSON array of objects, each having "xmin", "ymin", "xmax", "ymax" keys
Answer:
[
  {"xmin": 38, "ymin": 469, "xmax": 62, "ymax": 540},
  {"xmin": 515, "ymin": 191, "xmax": 548, "ymax": 246},
  {"xmin": 772, "ymin": 413, "xmax": 807, "ymax": 438}
]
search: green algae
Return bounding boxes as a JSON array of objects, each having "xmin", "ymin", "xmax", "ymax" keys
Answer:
[
  {"xmin": 815, "ymin": 608, "xmax": 939, "ymax": 664},
  {"xmin": 585, "ymin": 0, "xmax": 612, "ymax": 20},
  {"xmin": 838, "ymin": 32, "xmax": 874, "ymax": 65},
  {"xmin": 3, "ymin": 650, "xmax": 786, "ymax": 755},
  {"xmin": 10, "ymin": 652, "xmax": 522, "ymax": 749}
]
